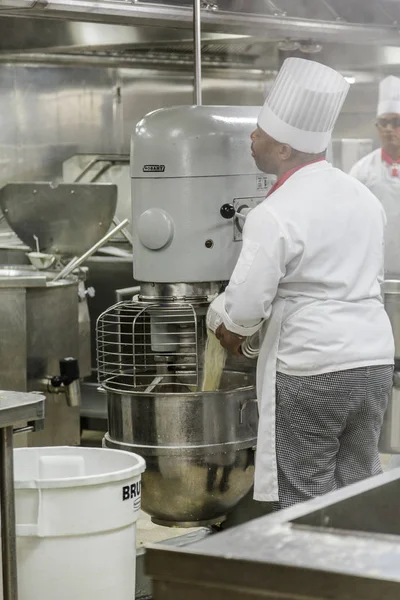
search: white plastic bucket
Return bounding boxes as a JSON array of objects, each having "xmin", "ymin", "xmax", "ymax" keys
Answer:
[{"xmin": 0, "ymin": 446, "xmax": 145, "ymax": 600}]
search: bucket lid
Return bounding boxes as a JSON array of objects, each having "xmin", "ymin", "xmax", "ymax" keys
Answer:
[{"xmin": 13, "ymin": 446, "xmax": 145, "ymax": 489}]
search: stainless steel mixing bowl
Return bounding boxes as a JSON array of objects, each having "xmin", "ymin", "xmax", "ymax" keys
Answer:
[{"xmin": 103, "ymin": 370, "xmax": 258, "ymax": 527}]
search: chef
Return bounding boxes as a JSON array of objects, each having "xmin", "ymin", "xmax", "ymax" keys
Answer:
[
  {"xmin": 350, "ymin": 75, "xmax": 400, "ymax": 277},
  {"xmin": 208, "ymin": 58, "xmax": 395, "ymax": 509}
]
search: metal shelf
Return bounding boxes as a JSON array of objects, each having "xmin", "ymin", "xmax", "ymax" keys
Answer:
[
  {"xmin": 0, "ymin": 391, "xmax": 44, "ymax": 429},
  {"xmin": 0, "ymin": 391, "xmax": 45, "ymax": 600}
]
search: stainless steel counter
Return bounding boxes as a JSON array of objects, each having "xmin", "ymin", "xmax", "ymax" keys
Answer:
[{"xmin": 146, "ymin": 469, "xmax": 400, "ymax": 599}]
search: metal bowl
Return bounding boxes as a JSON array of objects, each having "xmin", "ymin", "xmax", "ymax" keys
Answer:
[
  {"xmin": 27, "ymin": 252, "xmax": 55, "ymax": 270},
  {"xmin": 0, "ymin": 182, "xmax": 117, "ymax": 256},
  {"xmin": 103, "ymin": 370, "xmax": 258, "ymax": 527}
]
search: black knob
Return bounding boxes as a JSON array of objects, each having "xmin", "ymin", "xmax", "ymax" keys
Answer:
[
  {"xmin": 50, "ymin": 375, "xmax": 63, "ymax": 388},
  {"xmin": 60, "ymin": 357, "xmax": 80, "ymax": 384},
  {"xmin": 220, "ymin": 203, "xmax": 235, "ymax": 219}
]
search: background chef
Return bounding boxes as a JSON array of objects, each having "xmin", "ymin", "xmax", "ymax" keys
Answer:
[{"xmin": 350, "ymin": 75, "xmax": 400, "ymax": 278}]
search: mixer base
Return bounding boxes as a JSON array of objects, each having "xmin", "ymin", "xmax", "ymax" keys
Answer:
[{"xmin": 151, "ymin": 515, "xmax": 227, "ymax": 528}]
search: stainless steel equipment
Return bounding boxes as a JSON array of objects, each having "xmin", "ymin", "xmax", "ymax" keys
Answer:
[
  {"xmin": 131, "ymin": 105, "xmax": 272, "ymax": 283},
  {"xmin": 97, "ymin": 293, "xmax": 210, "ymax": 392},
  {"xmin": 0, "ymin": 242, "xmax": 136, "ymax": 431},
  {"xmin": 10, "ymin": 0, "xmax": 400, "ymax": 46},
  {"xmin": 146, "ymin": 468, "xmax": 400, "ymax": 600},
  {"xmin": 331, "ymin": 138, "xmax": 374, "ymax": 173},
  {"xmin": 0, "ymin": 391, "xmax": 45, "ymax": 600},
  {"xmin": 384, "ymin": 280, "xmax": 400, "ymax": 360},
  {"xmin": 81, "ymin": 252, "xmax": 134, "ymax": 426},
  {"xmin": 380, "ymin": 279, "xmax": 400, "ymax": 453},
  {"xmin": 136, "ymin": 528, "xmax": 212, "ymax": 600},
  {"xmin": 0, "ymin": 267, "xmax": 81, "ymax": 446},
  {"xmin": 97, "ymin": 291, "xmax": 257, "ymax": 526},
  {"xmin": 53, "ymin": 217, "xmax": 129, "ymax": 281},
  {"xmin": 104, "ymin": 370, "xmax": 257, "ymax": 526},
  {"xmin": 98, "ymin": 103, "xmax": 271, "ymax": 526},
  {"xmin": 62, "ymin": 154, "xmax": 131, "ymax": 235},
  {"xmin": 0, "ymin": 245, "xmax": 94, "ymax": 386},
  {"xmin": 0, "ymin": 178, "xmax": 125, "ymax": 433},
  {"xmin": 0, "ymin": 182, "xmax": 117, "ymax": 256}
]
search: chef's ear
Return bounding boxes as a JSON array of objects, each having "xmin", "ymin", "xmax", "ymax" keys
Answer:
[{"xmin": 278, "ymin": 143, "xmax": 293, "ymax": 161}]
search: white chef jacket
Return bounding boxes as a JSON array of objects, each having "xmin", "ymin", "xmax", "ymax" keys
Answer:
[
  {"xmin": 221, "ymin": 160, "xmax": 394, "ymax": 501},
  {"xmin": 350, "ymin": 148, "xmax": 400, "ymax": 277}
]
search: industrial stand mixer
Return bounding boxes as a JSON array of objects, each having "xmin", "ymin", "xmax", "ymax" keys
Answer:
[{"xmin": 98, "ymin": 105, "xmax": 275, "ymax": 526}]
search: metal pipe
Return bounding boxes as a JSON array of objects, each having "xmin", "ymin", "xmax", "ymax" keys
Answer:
[
  {"xmin": 13, "ymin": 425, "xmax": 34, "ymax": 435},
  {"xmin": 193, "ymin": 0, "xmax": 202, "ymax": 105},
  {"xmin": 57, "ymin": 255, "xmax": 79, "ymax": 279},
  {"xmin": 1, "ymin": 1, "xmax": 399, "ymax": 44},
  {"xmin": 0, "ymin": 51, "xmax": 259, "ymax": 72},
  {"xmin": 90, "ymin": 163, "xmax": 113, "ymax": 183},
  {"xmin": 74, "ymin": 157, "xmax": 105, "ymax": 183},
  {"xmin": 53, "ymin": 218, "xmax": 129, "ymax": 282},
  {"xmin": 112, "ymin": 216, "xmax": 133, "ymax": 246},
  {"xmin": 0, "ymin": 426, "xmax": 18, "ymax": 600},
  {"xmin": 115, "ymin": 286, "xmax": 140, "ymax": 303}
]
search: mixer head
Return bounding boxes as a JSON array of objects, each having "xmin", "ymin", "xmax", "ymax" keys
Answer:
[{"xmin": 130, "ymin": 106, "xmax": 273, "ymax": 285}]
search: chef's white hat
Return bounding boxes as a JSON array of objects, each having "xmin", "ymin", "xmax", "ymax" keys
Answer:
[
  {"xmin": 377, "ymin": 76, "xmax": 400, "ymax": 117},
  {"xmin": 258, "ymin": 58, "xmax": 349, "ymax": 153}
]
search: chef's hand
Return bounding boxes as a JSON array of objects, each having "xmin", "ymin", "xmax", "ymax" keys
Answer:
[{"xmin": 215, "ymin": 324, "xmax": 244, "ymax": 356}]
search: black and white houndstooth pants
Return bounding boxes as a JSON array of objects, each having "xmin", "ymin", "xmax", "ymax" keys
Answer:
[{"xmin": 275, "ymin": 365, "xmax": 393, "ymax": 509}]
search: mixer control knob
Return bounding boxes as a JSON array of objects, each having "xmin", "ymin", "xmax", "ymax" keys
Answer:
[{"xmin": 220, "ymin": 204, "xmax": 235, "ymax": 219}]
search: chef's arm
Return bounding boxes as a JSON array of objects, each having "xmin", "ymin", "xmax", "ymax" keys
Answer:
[{"xmin": 222, "ymin": 209, "xmax": 289, "ymax": 337}]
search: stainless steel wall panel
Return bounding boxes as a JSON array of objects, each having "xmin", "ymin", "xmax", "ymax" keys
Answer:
[
  {"xmin": 0, "ymin": 61, "xmax": 377, "ymax": 224},
  {"xmin": 0, "ymin": 65, "xmax": 116, "ymax": 186}
]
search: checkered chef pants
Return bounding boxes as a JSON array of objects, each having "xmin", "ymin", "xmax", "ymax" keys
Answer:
[{"xmin": 275, "ymin": 365, "xmax": 393, "ymax": 509}]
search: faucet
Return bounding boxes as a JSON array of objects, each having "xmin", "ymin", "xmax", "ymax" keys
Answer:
[{"xmin": 39, "ymin": 357, "xmax": 81, "ymax": 407}]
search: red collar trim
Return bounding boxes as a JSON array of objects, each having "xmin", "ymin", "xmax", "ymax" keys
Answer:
[
  {"xmin": 266, "ymin": 158, "xmax": 326, "ymax": 198},
  {"xmin": 382, "ymin": 149, "xmax": 400, "ymax": 177}
]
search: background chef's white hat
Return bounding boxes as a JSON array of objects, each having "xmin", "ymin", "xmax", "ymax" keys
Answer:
[
  {"xmin": 258, "ymin": 58, "xmax": 349, "ymax": 153},
  {"xmin": 377, "ymin": 76, "xmax": 400, "ymax": 117}
]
